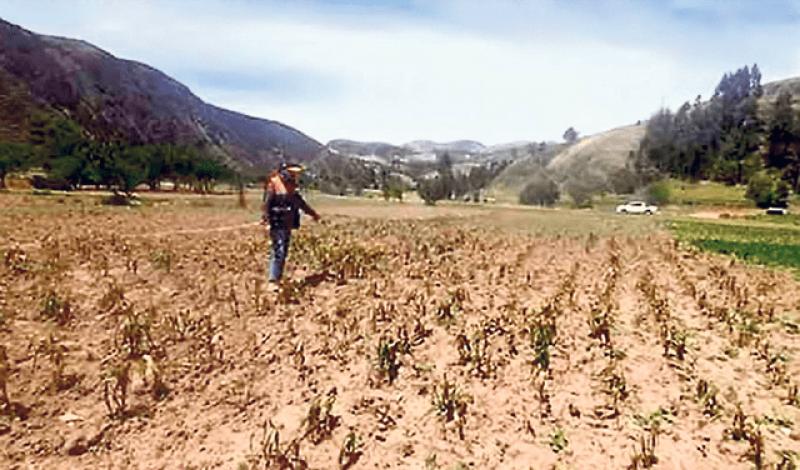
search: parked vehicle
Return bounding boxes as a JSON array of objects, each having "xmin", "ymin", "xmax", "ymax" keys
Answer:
[
  {"xmin": 765, "ymin": 207, "xmax": 789, "ymax": 215},
  {"xmin": 616, "ymin": 201, "xmax": 658, "ymax": 215}
]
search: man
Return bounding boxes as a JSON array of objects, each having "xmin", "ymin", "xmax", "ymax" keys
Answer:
[{"xmin": 262, "ymin": 162, "xmax": 320, "ymax": 288}]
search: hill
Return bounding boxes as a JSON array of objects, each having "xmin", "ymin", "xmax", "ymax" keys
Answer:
[
  {"xmin": 487, "ymin": 143, "xmax": 566, "ymax": 200},
  {"xmin": 547, "ymin": 124, "xmax": 645, "ymax": 181},
  {"xmin": 488, "ymin": 125, "xmax": 646, "ymax": 201},
  {"xmin": 0, "ymin": 18, "xmax": 322, "ymax": 171},
  {"xmin": 763, "ymin": 76, "xmax": 800, "ymax": 98}
]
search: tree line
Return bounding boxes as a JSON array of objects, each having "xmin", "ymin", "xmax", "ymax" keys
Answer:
[
  {"xmin": 637, "ymin": 64, "xmax": 800, "ymax": 207},
  {"xmin": 417, "ymin": 153, "xmax": 509, "ymax": 205},
  {"xmin": 0, "ymin": 112, "xmax": 233, "ymax": 193}
]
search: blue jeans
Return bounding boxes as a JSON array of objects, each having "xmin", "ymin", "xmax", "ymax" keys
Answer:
[{"xmin": 269, "ymin": 228, "xmax": 292, "ymax": 281}]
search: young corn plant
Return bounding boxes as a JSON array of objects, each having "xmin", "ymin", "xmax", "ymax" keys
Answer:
[
  {"xmin": 765, "ymin": 350, "xmax": 789, "ymax": 386},
  {"xmin": 338, "ymin": 431, "xmax": 364, "ymax": 470},
  {"xmin": 548, "ymin": 427, "xmax": 569, "ymax": 454},
  {"xmin": 606, "ymin": 368, "xmax": 629, "ymax": 417},
  {"xmin": 30, "ymin": 333, "xmax": 72, "ymax": 393},
  {"xmin": 455, "ymin": 330, "xmax": 495, "ymax": 379},
  {"xmin": 40, "ymin": 289, "xmax": 73, "ymax": 325},
  {"xmin": 150, "ymin": 248, "xmax": 174, "ymax": 273},
  {"xmin": 786, "ymin": 383, "xmax": 799, "ymax": 407},
  {"xmin": 165, "ymin": 309, "xmax": 192, "ymax": 341},
  {"xmin": 628, "ymin": 429, "xmax": 658, "ymax": 469},
  {"xmin": 695, "ymin": 379, "xmax": 720, "ymax": 418},
  {"xmin": 431, "ymin": 375, "xmax": 471, "ymax": 440},
  {"xmin": 736, "ymin": 313, "xmax": 761, "ymax": 347},
  {"xmin": 375, "ymin": 336, "xmax": 401, "ymax": 385},
  {"xmin": 140, "ymin": 354, "xmax": 170, "ymax": 400},
  {"xmin": 115, "ymin": 308, "xmax": 156, "ymax": 359},
  {"xmin": 588, "ymin": 304, "xmax": 613, "ymax": 349},
  {"xmin": 776, "ymin": 451, "xmax": 797, "ymax": 470},
  {"xmin": 633, "ymin": 408, "xmax": 674, "ymax": 433},
  {"xmin": 530, "ymin": 318, "xmax": 556, "ymax": 376},
  {"xmin": 747, "ymin": 424, "xmax": 765, "ymax": 470},
  {"xmin": 412, "ymin": 316, "xmax": 433, "ymax": 346},
  {"xmin": 536, "ymin": 374, "xmax": 553, "ymax": 418},
  {"xmin": 98, "ymin": 280, "xmax": 126, "ymax": 315},
  {"xmin": 0, "ymin": 345, "xmax": 9, "ymax": 410},
  {"xmin": 3, "ymin": 245, "xmax": 30, "ymax": 274},
  {"xmin": 435, "ymin": 288, "xmax": 469, "ymax": 326},
  {"xmin": 248, "ymin": 420, "xmax": 307, "ymax": 470},
  {"xmin": 194, "ymin": 314, "xmax": 224, "ymax": 364},
  {"xmin": 303, "ymin": 392, "xmax": 340, "ymax": 444},
  {"xmin": 729, "ymin": 403, "xmax": 749, "ymax": 441},
  {"xmin": 662, "ymin": 325, "xmax": 688, "ymax": 361},
  {"xmin": 103, "ymin": 360, "xmax": 131, "ymax": 419}
]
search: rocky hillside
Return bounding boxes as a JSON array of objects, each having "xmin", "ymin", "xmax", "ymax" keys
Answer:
[{"xmin": 0, "ymin": 18, "xmax": 322, "ymax": 170}]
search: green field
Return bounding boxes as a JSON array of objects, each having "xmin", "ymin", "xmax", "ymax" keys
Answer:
[
  {"xmin": 665, "ymin": 179, "xmax": 749, "ymax": 206},
  {"xmin": 668, "ymin": 219, "xmax": 800, "ymax": 271}
]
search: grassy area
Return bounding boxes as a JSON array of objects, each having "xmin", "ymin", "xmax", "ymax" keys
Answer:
[
  {"xmin": 668, "ymin": 219, "xmax": 800, "ymax": 271},
  {"xmin": 666, "ymin": 179, "xmax": 749, "ymax": 206}
]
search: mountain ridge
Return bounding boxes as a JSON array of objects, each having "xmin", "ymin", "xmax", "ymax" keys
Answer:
[{"xmin": 0, "ymin": 18, "xmax": 322, "ymax": 171}]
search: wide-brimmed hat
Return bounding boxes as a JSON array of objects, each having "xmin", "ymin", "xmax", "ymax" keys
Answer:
[{"xmin": 279, "ymin": 162, "xmax": 305, "ymax": 174}]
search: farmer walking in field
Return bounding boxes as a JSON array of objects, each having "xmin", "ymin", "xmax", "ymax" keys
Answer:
[{"xmin": 262, "ymin": 162, "xmax": 320, "ymax": 290}]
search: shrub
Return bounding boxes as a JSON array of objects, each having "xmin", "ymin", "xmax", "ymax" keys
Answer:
[
  {"xmin": 31, "ymin": 175, "xmax": 72, "ymax": 191},
  {"xmin": 646, "ymin": 180, "xmax": 671, "ymax": 205},
  {"xmin": 382, "ymin": 176, "xmax": 406, "ymax": 201},
  {"xmin": 101, "ymin": 193, "xmax": 141, "ymax": 206},
  {"xmin": 746, "ymin": 171, "xmax": 789, "ymax": 208},
  {"xmin": 609, "ymin": 167, "xmax": 639, "ymax": 195},
  {"xmin": 417, "ymin": 176, "xmax": 448, "ymax": 205},
  {"xmin": 519, "ymin": 171, "xmax": 560, "ymax": 206},
  {"xmin": 564, "ymin": 178, "xmax": 595, "ymax": 208}
]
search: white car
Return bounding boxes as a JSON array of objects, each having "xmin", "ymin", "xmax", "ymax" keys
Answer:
[
  {"xmin": 616, "ymin": 201, "xmax": 657, "ymax": 215},
  {"xmin": 766, "ymin": 207, "xmax": 789, "ymax": 215}
]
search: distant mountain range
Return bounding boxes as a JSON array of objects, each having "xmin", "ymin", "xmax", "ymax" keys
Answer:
[
  {"xmin": 326, "ymin": 138, "xmax": 537, "ymax": 167},
  {"xmin": 0, "ymin": 18, "xmax": 322, "ymax": 171}
]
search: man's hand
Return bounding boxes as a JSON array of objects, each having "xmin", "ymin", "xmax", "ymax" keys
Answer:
[{"xmin": 312, "ymin": 213, "xmax": 322, "ymax": 222}]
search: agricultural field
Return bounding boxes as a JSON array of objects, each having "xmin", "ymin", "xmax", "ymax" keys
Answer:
[
  {"xmin": 670, "ymin": 219, "xmax": 800, "ymax": 272},
  {"xmin": 1, "ymin": 192, "xmax": 800, "ymax": 469}
]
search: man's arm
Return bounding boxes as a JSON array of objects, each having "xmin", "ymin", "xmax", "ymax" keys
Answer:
[{"xmin": 296, "ymin": 194, "xmax": 320, "ymax": 221}]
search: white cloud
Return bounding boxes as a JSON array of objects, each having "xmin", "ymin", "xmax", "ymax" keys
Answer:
[{"xmin": 1, "ymin": 0, "xmax": 799, "ymax": 144}]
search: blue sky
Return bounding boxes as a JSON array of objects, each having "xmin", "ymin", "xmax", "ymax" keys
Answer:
[{"xmin": 2, "ymin": 0, "xmax": 799, "ymax": 144}]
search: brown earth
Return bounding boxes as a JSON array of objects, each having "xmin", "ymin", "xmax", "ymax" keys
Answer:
[{"xmin": 1, "ymin": 193, "xmax": 799, "ymax": 469}]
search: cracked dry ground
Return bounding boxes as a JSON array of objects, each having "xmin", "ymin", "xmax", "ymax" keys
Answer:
[{"xmin": 1, "ymin": 196, "xmax": 799, "ymax": 469}]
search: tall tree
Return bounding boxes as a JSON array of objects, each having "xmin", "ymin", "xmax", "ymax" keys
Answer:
[
  {"xmin": 766, "ymin": 91, "xmax": 800, "ymax": 189},
  {"xmin": 638, "ymin": 64, "xmax": 764, "ymax": 185},
  {"xmin": 563, "ymin": 127, "xmax": 579, "ymax": 144}
]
